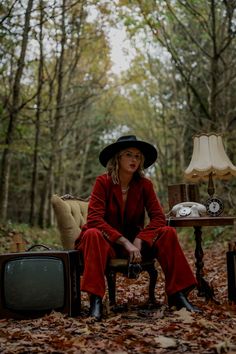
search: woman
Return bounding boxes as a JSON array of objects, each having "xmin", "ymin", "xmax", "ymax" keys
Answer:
[{"xmin": 75, "ymin": 135, "xmax": 200, "ymax": 320}]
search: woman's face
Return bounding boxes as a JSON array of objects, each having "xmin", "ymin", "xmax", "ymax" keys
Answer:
[{"xmin": 118, "ymin": 147, "xmax": 142, "ymax": 175}]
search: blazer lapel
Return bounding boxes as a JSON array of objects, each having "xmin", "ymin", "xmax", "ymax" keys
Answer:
[
  {"xmin": 125, "ymin": 179, "xmax": 143, "ymax": 222},
  {"xmin": 108, "ymin": 179, "xmax": 124, "ymax": 224}
]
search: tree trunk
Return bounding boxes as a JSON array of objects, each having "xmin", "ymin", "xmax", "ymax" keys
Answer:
[
  {"xmin": 29, "ymin": 0, "xmax": 44, "ymax": 226},
  {"xmin": 0, "ymin": 0, "xmax": 33, "ymax": 221},
  {"xmin": 75, "ymin": 133, "xmax": 91, "ymax": 196},
  {"xmin": 209, "ymin": 0, "xmax": 218, "ymax": 127},
  {"xmin": 38, "ymin": 0, "xmax": 66, "ymax": 227}
]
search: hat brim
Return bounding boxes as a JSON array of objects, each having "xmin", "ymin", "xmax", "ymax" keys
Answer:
[{"xmin": 99, "ymin": 140, "xmax": 158, "ymax": 169}]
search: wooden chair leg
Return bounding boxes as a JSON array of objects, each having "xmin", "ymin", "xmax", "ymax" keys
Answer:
[
  {"xmin": 106, "ymin": 261, "xmax": 158, "ymax": 307},
  {"xmin": 147, "ymin": 266, "xmax": 158, "ymax": 304},
  {"xmin": 106, "ymin": 270, "xmax": 117, "ymax": 306}
]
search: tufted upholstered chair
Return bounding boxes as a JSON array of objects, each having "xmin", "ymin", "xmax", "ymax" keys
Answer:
[{"xmin": 51, "ymin": 194, "xmax": 158, "ymax": 306}]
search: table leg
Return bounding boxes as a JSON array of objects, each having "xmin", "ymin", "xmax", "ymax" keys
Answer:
[{"xmin": 194, "ymin": 226, "xmax": 215, "ymax": 300}]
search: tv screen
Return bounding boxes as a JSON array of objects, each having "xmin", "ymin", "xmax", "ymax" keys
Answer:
[{"xmin": 0, "ymin": 250, "xmax": 81, "ymax": 319}]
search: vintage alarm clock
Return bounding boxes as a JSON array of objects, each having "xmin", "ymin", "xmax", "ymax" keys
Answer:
[{"xmin": 205, "ymin": 197, "xmax": 224, "ymax": 217}]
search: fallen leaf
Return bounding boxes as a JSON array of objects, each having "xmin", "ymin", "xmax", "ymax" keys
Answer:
[
  {"xmin": 154, "ymin": 335, "xmax": 177, "ymax": 348},
  {"xmin": 213, "ymin": 340, "xmax": 236, "ymax": 354},
  {"xmin": 197, "ymin": 318, "xmax": 219, "ymax": 330},
  {"xmin": 173, "ymin": 307, "xmax": 194, "ymax": 323}
]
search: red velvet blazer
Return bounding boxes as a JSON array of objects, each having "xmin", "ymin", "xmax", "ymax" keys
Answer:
[{"xmin": 75, "ymin": 174, "xmax": 166, "ymax": 248}]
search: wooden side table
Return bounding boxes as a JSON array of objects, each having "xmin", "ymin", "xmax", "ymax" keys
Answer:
[{"xmin": 167, "ymin": 216, "xmax": 236, "ymax": 300}]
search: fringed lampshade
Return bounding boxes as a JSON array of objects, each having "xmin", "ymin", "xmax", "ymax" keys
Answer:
[{"xmin": 184, "ymin": 133, "xmax": 236, "ymax": 197}]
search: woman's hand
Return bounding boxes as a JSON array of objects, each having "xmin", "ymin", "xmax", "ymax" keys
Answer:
[
  {"xmin": 124, "ymin": 242, "xmax": 142, "ymax": 263},
  {"xmin": 116, "ymin": 236, "xmax": 142, "ymax": 263},
  {"xmin": 133, "ymin": 237, "xmax": 142, "ymax": 251}
]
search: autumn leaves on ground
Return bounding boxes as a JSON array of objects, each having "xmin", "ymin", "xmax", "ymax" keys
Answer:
[{"xmin": 0, "ymin": 238, "xmax": 236, "ymax": 353}]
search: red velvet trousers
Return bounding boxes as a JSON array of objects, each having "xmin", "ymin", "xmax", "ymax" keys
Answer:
[{"xmin": 77, "ymin": 226, "xmax": 197, "ymax": 298}]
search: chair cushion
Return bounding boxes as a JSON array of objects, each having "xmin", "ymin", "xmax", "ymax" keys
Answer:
[{"xmin": 51, "ymin": 194, "xmax": 88, "ymax": 249}]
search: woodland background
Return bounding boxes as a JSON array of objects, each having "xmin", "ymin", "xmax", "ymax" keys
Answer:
[
  {"xmin": 1, "ymin": 2, "xmax": 236, "ymax": 353},
  {"xmin": 0, "ymin": 0, "xmax": 236, "ymax": 229}
]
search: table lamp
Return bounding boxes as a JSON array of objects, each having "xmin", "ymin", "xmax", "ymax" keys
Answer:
[{"xmin": 184, "ymin": 133, "xmax": 236, "ymax": 216}]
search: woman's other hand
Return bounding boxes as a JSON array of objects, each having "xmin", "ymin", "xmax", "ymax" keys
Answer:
[{"xmin": 116, "ymin": 236, "xmax": 142, "ymax": 263}]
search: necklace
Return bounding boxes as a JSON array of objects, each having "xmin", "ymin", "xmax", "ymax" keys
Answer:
[{"xmin": 121, "ymin": 186, "xmax": 129, "ymax": 194}]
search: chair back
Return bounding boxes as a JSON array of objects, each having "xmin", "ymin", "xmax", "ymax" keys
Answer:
[{"xmin": 51, "ymin": 194, "xmax": 88, "ymax": 249}]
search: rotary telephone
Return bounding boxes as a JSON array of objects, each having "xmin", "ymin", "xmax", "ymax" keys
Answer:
[{"xmin": 170, "ymin": 201, "xmax": 206, "ymax": 217}]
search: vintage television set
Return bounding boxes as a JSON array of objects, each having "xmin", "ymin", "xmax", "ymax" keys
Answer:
[{"xmin": 0, "ymin": 249, "xmax": 81, "ymax": 319}]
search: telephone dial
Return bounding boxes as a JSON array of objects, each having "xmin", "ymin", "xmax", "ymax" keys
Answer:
[{"xmin": 171, "ymin": 202, "xmax": 207, "ymax": 217}]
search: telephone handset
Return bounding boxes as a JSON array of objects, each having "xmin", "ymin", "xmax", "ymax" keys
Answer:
[{"xmin": 171, "ymin": 202, "xmax": 206, "ymax": 217}]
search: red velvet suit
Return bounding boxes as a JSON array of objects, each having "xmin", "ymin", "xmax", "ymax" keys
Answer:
[{"xmin": 74, "ymin": 173, "xmax": 197, "ymax": 298}]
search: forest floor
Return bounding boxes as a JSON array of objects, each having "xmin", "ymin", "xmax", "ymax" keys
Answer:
[{"xmin": 0, "ymin": 224, "xmax": 236, "ymax": 353}]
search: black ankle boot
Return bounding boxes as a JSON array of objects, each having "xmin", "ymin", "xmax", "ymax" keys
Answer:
[
  {"xmin": 89, "ymin": 294, "xmax": 103, "ymax": 321},
  {"xmin": 168, "ymin": 291, "xmax": 202, "ymax": 313}
]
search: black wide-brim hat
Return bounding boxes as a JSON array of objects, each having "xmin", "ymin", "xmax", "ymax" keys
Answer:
[{"xmin": 99, "ymin": 135, "xmax": 158, "ymax": 169}]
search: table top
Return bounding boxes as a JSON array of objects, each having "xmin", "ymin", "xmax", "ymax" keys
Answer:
[{"xmin": 166, "ymin": 216, "xmax": 236, "ymax": 227}]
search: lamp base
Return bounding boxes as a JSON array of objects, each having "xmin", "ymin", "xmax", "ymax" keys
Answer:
[{"xmin": 207, "ymin": 172, "xmax": 215, "ymax": 197}]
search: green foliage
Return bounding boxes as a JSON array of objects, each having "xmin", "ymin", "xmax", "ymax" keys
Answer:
[
  {"xmin": 0, "ymin": 222, "xmax": 62, "ymax": 253},
  {"xmin": 178, "ymin": 225, "xmax": 236, "ymax": 250}
]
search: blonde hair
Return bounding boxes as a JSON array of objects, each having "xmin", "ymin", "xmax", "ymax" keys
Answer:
[{"xmin": 107, "ymin": 150, "xmax": 145, "ymax": 184}]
